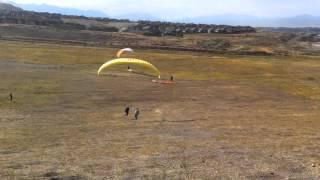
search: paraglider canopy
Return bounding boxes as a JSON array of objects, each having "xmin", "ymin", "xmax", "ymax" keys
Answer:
[
  {"xmin": 117, "ymin": 48, "xmax": 133, "ymax": 58},
  {"xmin": 98, "ymin": 58, "xmax": 161, "ymax": 79}
]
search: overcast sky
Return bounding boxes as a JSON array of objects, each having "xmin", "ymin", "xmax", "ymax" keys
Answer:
[{"xmin": 4, "ymin": 0, "xmax": 320, "ymax": 18}]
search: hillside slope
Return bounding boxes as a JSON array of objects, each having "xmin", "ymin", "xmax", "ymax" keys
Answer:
[
  {"xmin": 0, "ymin": 2, "xmax": 255, "ymax": 36},
  {"xmin": 0, "ymin": 2, "xmax": 22, "ymax": 12}
]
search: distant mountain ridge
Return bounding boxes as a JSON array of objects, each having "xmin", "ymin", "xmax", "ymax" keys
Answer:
[
  {"xmin": 13, "ymin": 3, "xmax": 159, "ymax": 21},
  {"xmin": 275, "ymin": 15, "xmax": 320, "ymax": 27},
  {"xmin": 0, "ymin": 2, "xmax": 22, "ymax": 11},
  {"xmin": 0, "ymin": 2, "xmax": 257, "ymax": 37},
  {"xmin": 3, "ymin": 2, "xmax": 320, "ymax": 27},
  {"xmin": 115, "ymin": 13, "xmax": 161, "ymax": 21},
  {"xmin": 180, "ymin": 14, "xmax": 320, "ymax": 27},
  {"xmin": 13, "ymin": 3, "xmax": 108, "ymax": 17}
]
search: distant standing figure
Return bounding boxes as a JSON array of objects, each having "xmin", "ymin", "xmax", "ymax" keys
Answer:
[
  {"xmin": 9, "ymin": 93, "xmax": 13, "ymax": 101},
  {"xmin": 125, "ymin": 107, "xmax": 130, "ymax": 116},
  {"xmin": 170, "ymin": 75, "xmax": 174, "ymax": 81},
  {"xmin": 134, "ymin": 108, "xmax": 140, "ymax": 120}
]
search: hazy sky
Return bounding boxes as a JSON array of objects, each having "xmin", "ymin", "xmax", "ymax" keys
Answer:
[{"xmin": 4, "ymin": 0, "xmax": 320, "ymax": 18}]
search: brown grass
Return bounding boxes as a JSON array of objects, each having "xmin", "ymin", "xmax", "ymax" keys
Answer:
[{"xmin": 0, "ymin": 40, "xmax": 320, "ymax": 179}]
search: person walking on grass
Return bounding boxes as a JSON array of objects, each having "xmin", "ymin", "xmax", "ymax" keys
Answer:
[
  {"xmin": 134, "ymin": 108, "xmax": 140, "ymax": 120},
  {"xmin": 125, "ymin": 106, "xmax": 130, "ymax": 116}
]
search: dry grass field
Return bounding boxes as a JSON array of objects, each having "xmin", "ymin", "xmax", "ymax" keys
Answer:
[{"xmin": 0, "ymin": 40, "xmax": 320, "ymax": 179}]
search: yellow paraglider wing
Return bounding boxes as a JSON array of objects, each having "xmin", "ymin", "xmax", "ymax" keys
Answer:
[
  {"xmin": 98, "ymin": 58, "xmax": 161, "ymax": 78},
  {"xmin": 116, "ymin": 48, "xmax": 133, "ymax": 58}
]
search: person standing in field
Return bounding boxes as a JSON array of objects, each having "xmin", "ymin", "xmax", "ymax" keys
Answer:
[
  {"xmin": 170, "ymin": 75, "xmax": 174, "ymax": 81},
  {"xmin": 125, "ymin": 106, "xmax": 130, "ymax": 116},
  {"xmin": 134, "ymin": 108, "xmax": 140, "ymax": 120},
  {"xmin": 9, "ymin": 93, "xmax": 13, "ymax": 101}
]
